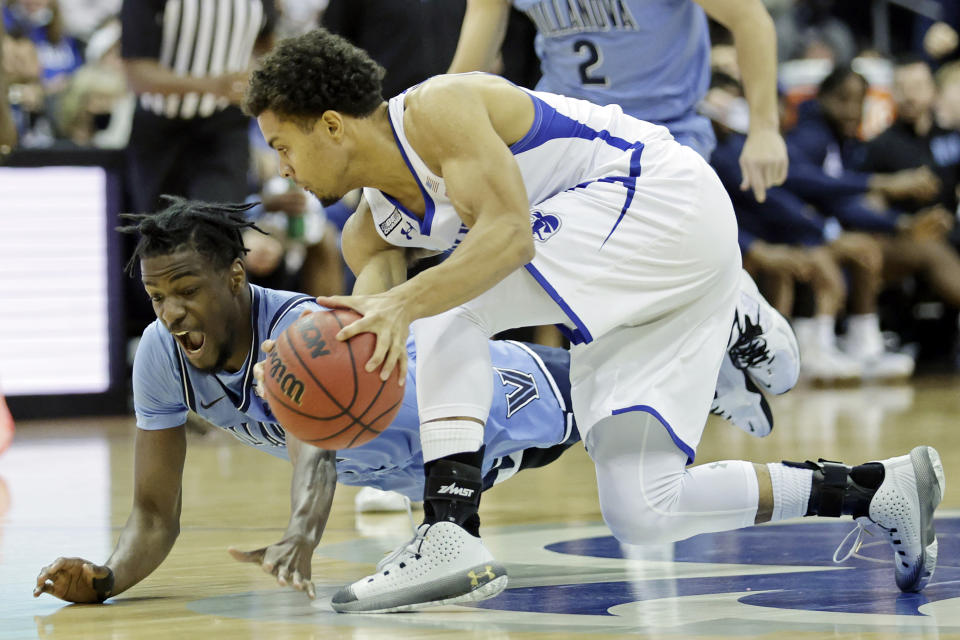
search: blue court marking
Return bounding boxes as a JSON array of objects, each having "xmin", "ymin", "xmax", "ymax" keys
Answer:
[
  {"xmin": 611, "ymin": 404, "xmax": 695, "ymax": 464},
  {"xmin": 470, "ymin": 518, "xmax": 960, "ymax": 618}
]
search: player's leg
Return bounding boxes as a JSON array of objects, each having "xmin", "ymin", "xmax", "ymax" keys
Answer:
[
  {"xmin": 331, "ymin": 270, "xmax": 568, "ymax": 613},
  {"xmin": 588, "ymin": 410, "xmax": 945, "ymax": 592}
]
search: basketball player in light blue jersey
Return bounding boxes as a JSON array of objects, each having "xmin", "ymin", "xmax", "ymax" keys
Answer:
[
  {"xmin": 247, "ymin": 31, "xmax": 946, "ymax": 614},
  {"xmin": 449, "ymin": 0, "xmax": 786, "ymax": 200},
  {"xmin": 32, "ymin": 197, "xmax": 583, "ymax": 605}
]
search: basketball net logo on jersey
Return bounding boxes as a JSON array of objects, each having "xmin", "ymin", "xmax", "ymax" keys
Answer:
[
  {"xmin": 521, "ymin": 0, "xmax": 639, "ymax": 37},
  {"xmin": 531, "ymin": 210, "xmax": 562, "ymax": 243}
]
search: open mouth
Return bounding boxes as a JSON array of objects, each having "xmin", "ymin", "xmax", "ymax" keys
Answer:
[{"xmin": 174, "ymin": 330, "xmax": 205, "ymax": 355}]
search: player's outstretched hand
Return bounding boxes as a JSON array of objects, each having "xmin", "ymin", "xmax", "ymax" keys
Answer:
[
  {"xmin": 739, "ymin": 128, "xmax": 789, "ymax": 204},
  {"xmin": 228, "ymin": 535, "xmax": 316, "ymax": 599},
  {"xmin": 34, "ymin": 557, "xmax": 113, "ymax": 603},
  {"xmin": 315, "ymin": 294, "xmax": 409, "ymax": 385}
]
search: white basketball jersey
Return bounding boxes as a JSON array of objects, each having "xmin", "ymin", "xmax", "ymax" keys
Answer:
[{"xmin": 364, "ymin": 84, "xmax": 676, "ymax": 252}]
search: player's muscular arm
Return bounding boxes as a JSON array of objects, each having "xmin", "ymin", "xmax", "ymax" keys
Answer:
[
  {"xmin": 696, "ymin": 0, "xmax": 787, "ymax": 202},
  {"xmin": 322, "ymin": 81, "xmax": 534, "ymax": 381},
  {"xmin": 229, "ymin": 436, "xmax": 336, "ymax": 599},
  {"xmin": 342, "ymin": 198, "xmax": 409, "ymax": 296},
  {"xmin": 395, "ymin": 82, "xmax": 536, "ymax": 311},
  {"xmin": 34, "ymin": 426, "xmax": 186, "ymax": 602},
  {"xmin": 448, "ymin": 0, "xmax": 511, "ymax": 74}
]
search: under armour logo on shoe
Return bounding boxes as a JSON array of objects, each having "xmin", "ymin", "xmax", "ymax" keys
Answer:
[
  {"xmin": 438, "ymin": 483, "xmax": 475, "ymax": 498},
  {"xmin": 468, "ymin": 565, "xmax": 497, "ymax": 588}
]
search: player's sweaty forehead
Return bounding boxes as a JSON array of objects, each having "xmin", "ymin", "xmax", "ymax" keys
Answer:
[{"xmin": 140, "ymin": 250, "xmax": 207, "ymax": 287}]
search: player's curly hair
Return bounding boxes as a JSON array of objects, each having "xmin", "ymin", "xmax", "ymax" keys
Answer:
[
  {"xmin": 117, "ymin": 195, "xmax": 265, "ymax": 276},
  {"xmin": 244, "ymin": 29, "xmax": 385, "ymax": 127}
]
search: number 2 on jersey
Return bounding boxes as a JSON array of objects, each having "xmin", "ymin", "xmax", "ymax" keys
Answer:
[{"xmin": 574, "ymin": 39, "xmax": 608, "ymax": 87}]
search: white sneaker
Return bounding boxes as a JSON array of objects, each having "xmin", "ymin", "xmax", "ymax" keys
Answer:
[
  {"xmin": 840, "ymin": 446, "xmax": 945, "ymax": 592},
  {"xmin": 729, "ymin": 271, "xmax": 800, "ymax": 395},
  {"xmin": 711, "ymin": 352, "xmax": 773, "ymax": 437},
  {"xmin": 800, "ymin": 346, "xmax": 863, "ymax": 383},
  {"xmin": 859, "ymin": 351, "xmax": 916, "ymax": 381},
  {"xmin": 331, "ymin": 522, "xmax": 508, "ymax": 613},
  {"xmin": 355, "ymin": 487, "xmax": 420, "ymax": 513}
]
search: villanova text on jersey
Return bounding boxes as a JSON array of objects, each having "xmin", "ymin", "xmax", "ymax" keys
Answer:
[{"xmin": 522, "ymin": 0, "xmax": 639, "ymax": 36}]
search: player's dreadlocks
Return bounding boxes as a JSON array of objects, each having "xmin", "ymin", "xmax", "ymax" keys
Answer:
[{"xmin": 117, "ymin": 195, "xmax": 265, "ymax": 276}]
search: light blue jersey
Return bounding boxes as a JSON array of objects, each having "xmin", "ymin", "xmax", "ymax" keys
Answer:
[
  {"xmin": 133, "ymin": 284, "xmax": 577, "ymax": 499},
  {"xmin": 512, "ymin": 0, "xmax": 715, "ymax": 157}
]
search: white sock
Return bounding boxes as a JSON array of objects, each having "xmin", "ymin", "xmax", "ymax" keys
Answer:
[
  {"xmin": 767, "ymin": 463, "xmax": 813, "ymax": 522},
  {"xmin": 420, "ymin": 419, "xmax": 484, "ymax": 463},
  {"xmin": 846, "ymin": 313, "xmax": 883, "ymax": 356},
  {"xmin": 815, "ymin": 315, "xmax": 837, "ymax": 351}
]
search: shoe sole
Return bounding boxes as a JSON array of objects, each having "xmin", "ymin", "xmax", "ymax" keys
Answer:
[
  {"xmin": 712, "ymin": 353, "xmax": 774, "ymax": 438},
  {"xmin": 899, "ymin": 446, "xmax": 945, "ymax": 592},
  {"xmin": 744, "ymin": 374, "xmax": 774, "ymax": 437},
  {"xmin": 332, "ymin": 562, "xmax": 508, "ymax": 614},
  {"xmin": 747, "ymin": 308, "xmax": 800, "ymax": 396}
]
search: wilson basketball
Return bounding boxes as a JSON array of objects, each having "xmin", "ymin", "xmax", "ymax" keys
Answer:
[{"xmin": 263, "ymin": 309, "xmax": 404, "ymax": 449}]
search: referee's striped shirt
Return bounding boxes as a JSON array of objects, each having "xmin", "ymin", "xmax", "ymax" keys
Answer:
[{"xmin": 121, "ymin": 0, "xmax": 275, "ymax": 120}]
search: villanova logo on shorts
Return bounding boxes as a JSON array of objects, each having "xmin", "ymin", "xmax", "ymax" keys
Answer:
[{"xmin": 531, "ymin": 210, "xmax": 562, "ymax": 243}]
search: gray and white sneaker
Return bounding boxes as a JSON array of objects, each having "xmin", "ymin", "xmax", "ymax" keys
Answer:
[
  {"xmin": 331, "ymin": 522, "xmax": 508, "ymax": 613},
  {"xmin": 729, "ymin": 270, "xmax": 801, "ymax": 395},
  {"xmin": 711, "ymin": 351, "xmax": 774, "ymax": 437},
  {"xmin": 838, "ymin": 446, "xmax": 945, "ymax": 592}
]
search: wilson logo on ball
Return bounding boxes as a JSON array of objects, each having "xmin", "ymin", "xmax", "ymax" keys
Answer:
[
  {"xmin": 298, "ymin": 323, "xmax": 331, "ymax": 358},
  {"xmin": 268, "ymin": 351, "xmax": 305, "ymax": 405}
]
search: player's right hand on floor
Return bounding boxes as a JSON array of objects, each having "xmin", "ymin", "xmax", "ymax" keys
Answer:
[
  {"xmin": 228, "ymin": 535, "xmax": 317, "ymax": 599},
  {"xmin": 34, "ymin": 557, "xmax": 112, "ymax": 603}
]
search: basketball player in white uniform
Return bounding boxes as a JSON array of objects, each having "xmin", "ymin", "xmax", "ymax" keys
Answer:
[{"xmin": 247, "ymin": 30, "xmax": 946, "ymax": 614}]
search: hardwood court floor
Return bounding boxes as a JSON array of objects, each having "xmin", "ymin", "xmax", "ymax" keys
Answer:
[{"xmin": 2, "ymin": 378, "xmax": 959, "ymax": 640}]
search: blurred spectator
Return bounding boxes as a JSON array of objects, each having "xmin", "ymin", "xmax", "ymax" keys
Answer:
[
  {"xmin": 245, "ymin": 146, "xmax": 345, "ymax": 297},
  {"xmin": 275, "ymin": 0, "xmax": 326, "ymax": 38},
  {"xmin": 787, "ymin": 65, "xmax": 960, "ymax": 362},
  {"xmin": 53, "ymin": 18, "xmax": 130, "ymax": 148},
  {"xmin": 0, "ymin": 19, "xmax": 16, "ymax": 152},
  {"xmin": 934, "ymin": 59, "xmax": 960, "ymax": 128},
  {"xmin": 57, "ymin": 0, "xmax": 120, "ymax": 41},
  {"xmin": 705, "ymin": 72, "xmax": 912, "ymax": 381},
  {"xmin": 2, "ymin": 29, "xmax": 49, "ymax": 145},
  {"xmin": 3, "ymin": 0, "xmax": 82, "ymax": 94},
  {"xmin": 771, "ymin": 0, "xmax": 857, "ymax": 64},
  {"xmin": 860, "ymin": 56, "xmax": 960, "ymax": 215},
  {"xmin": 913, "ymin": 0, "xmax": 960, "ymax": 64},
  {"xmin": 54, "ymin": 62, "xmax": 127, "ymax": 147}
]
